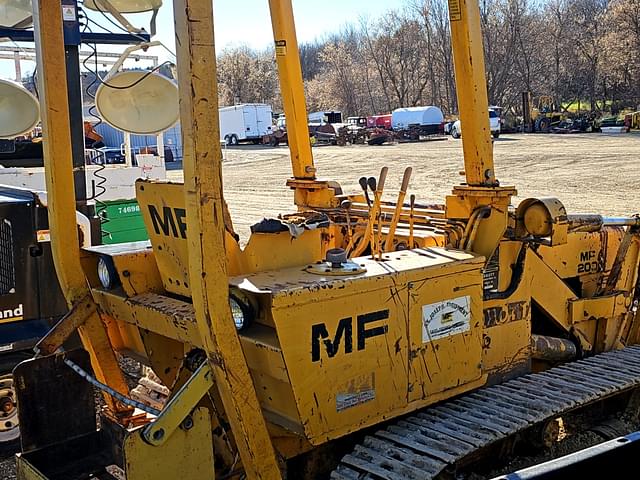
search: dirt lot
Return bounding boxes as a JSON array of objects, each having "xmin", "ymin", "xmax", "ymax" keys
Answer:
[
  {"xmin": 1, "ymin": 132, "xmax": 639, "ymax": 479},
  {"xmin": 168, "ymin": 132, "xmax": 640, "ymax": 242}
]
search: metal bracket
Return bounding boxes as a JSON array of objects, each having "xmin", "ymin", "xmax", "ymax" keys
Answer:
[
  {"xmin": 35, "ymin": 294, "xmax": 97, "ymax": 356},
  {"xmin": 142, "ymin": 361, "xmax": 214, "ymax": 446}
]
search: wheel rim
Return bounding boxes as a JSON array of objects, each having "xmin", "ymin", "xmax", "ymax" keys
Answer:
[{"xmin": 0, "ymin": 373, "xmax": 19, "ymax": 442}]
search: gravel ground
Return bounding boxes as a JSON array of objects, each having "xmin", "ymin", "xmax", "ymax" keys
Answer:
[
  {"xmin": 1, "ymin": 132, "xmax": 639, "ymax": 479},
  {"xmin": 170, "ymin": 131, "xmax": 640, "ymax": 243}
]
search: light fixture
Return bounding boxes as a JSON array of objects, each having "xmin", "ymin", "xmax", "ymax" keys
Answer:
[
  {"xmin": 0, "ymin": 0, "xmax": 32, "ymax": 29},
  {"xmin": 94, "ymin": 42, "xmax": 179, "ymax": 135},
  {"xmin": 0, "ymin": 79, "xmax": 40, "ymax": 139},
  {"xmin": 83, "ymin": 0, "xmax": 162, "ymax": 35},
  {"xmin": 97, "ymin": 256, "xmax": 119, "ymax": 290},
  {"xmin": 229, "ymin": 293, "xmax": 254, "ymax": 331},
  {"xmin": 84, "ymin": 0, "xmax": 162, "ymax": 14}
]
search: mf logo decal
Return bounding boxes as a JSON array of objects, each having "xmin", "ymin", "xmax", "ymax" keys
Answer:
[
  {"xmin": 148, "ymin": 205, "xmax": 187, "ymax": 239},
  {"xmin": 311, "ymin": 309, "xmax": 389, "ymax": 362}
]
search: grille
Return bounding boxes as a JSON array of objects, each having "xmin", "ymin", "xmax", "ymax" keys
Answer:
[{"xmin": 0, "ymin": 219, "xmax": 15, "ymax": 294}]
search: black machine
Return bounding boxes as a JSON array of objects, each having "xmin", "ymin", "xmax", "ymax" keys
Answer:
[
  {"xmin": 0, "ymin": 186, "xmax": 67, "ymax": 354},
  {"xmin": 0, "ymin": 186, "xmax": 67, "ymax": 446}
]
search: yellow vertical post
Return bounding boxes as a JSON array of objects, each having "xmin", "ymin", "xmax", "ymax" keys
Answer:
[
  {"xmin": 268, "ymin": 0, "xmax": 315, "ymax": 180},
  {"xmin": 172, "ymin": 0, "xmax": 281, "ymax": 478},
  {"xmin": 31, "ymin": 0, "xmax": 129, "ymax": 410},
  {"xmin": 448, "ymin": 0, "xmax": 497, "ymax": 186}
]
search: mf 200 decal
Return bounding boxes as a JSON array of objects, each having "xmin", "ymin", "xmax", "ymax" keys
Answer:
[
  {"xmin": 311, "ymin": 310, "xmax": 389, "ymax": 362},
  {"xmin": 577, "ymin": 250, "xmax": 601, "ymax": 274},
  {"xmin": 422, "ymin": 296, "xmax": 470, "ymax": 342}
]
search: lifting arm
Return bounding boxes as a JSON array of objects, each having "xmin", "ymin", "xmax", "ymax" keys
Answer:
[
  {"xmin": 172, "ymin": 0, "xmax": 282, "ymax": 477},
  {"xmin": 268, "ymin": 0, "xmax": 315, "ymax": 180},
  {"xmin": 449, "ymin": 0, "xmax": 497, "ymax": 187},
  {"xmin": 32, "ymin": 0, "xmax": 130, "ymax": 413}
]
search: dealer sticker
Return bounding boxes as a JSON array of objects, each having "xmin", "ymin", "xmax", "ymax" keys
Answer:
[{"xmin": 422, "ymin": 295, "xmax": 471, "ymax": 342}]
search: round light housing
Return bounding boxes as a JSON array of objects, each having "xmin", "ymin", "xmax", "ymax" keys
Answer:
[
  {"xmin": 0, "ymin": 79, "xmax": 40, "ymax": 139},
  {"xmin": 84, "ymin": 0, "xmax": 162, "ymax": 14},
  {"xmin": 0, "ymin": 0, "xmax": 33, "ymax": 28},
  {"xmin": 95, "ymin": 71, "xmax": 179, "ymax": 135},
  {"xmin": 229, "ymin": 294, "xmax": 253, "ymax": 331},
  {"xmin": 97, "ymin": 256, "xmax": 119, "ymax": 290}
]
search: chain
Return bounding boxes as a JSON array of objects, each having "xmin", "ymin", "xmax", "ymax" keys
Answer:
[{"xmin": 64, "ymin": 358, "xmax": 161, "ymax": 416}]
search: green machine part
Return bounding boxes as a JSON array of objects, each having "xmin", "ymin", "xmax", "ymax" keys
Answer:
[{"xmin": 97, "ymin": 199, "xmax": 148, "ymax": 244}]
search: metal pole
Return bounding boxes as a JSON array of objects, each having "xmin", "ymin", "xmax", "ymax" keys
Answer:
[
  {"xmin": 32, "ymin": 0, "xmax": 130, "ymax": 411},
  {"xmin": 172, "ymin": 0, "xmax": 282, "ymax": 477},
  {"xmin": 448, "ymin": 0, "xmax": 496, "ymax": 186},
  {"xmin": 13, "ymin": 50, "xmax": 21, "ymax": 81},
  {"xmin": 268, "ymin": 0, "xmax": 315, "ymax": 180},
  {"xmin": 64, "ymin": 44, "xmax": 88, "ymax": 207}
]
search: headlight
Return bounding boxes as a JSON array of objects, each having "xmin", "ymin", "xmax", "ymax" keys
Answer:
[
  {"xmin": 229, "ymin": 294, "xmax": 253, "ymax": 331},
  {"xmin": 97, "ymin": 256, "xmax": 119, "ymax": 290}
]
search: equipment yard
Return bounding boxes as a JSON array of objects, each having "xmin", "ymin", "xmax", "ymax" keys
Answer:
[
  {"xmin": 6, "ymin": 0, "xmax": 640, "ymax": 479},
  {"xmin": 195, "ymin": 133, "xmax": 640, "ymax": 243},
  {"xmin": 3, "ymin": 132, "xmax": 638, "ymax": 480}
]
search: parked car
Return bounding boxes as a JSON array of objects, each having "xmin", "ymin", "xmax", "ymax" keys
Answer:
[
  {"xmin": 87, "ymin": 145, "xmax": 175, "ymax": 165},
  {"xmin": 443, "ymin": 121, "xmax": 455, "ymax": 135},
  {"xmin": 451, "ymin": 108, "xmax": 501, "ymax": 139},
  {"xmin": 87, "ymin": 147, "xmax": 127, "ymax": 165}
]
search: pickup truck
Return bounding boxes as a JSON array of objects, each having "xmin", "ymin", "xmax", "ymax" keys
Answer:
[{"xmin": 450, "ymin": 108, "xmax": 501, "ymax": 139}]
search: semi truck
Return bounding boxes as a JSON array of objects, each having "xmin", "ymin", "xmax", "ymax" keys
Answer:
[{"xmin": 219, "ymin": 103, "xmax": 274, "ymax": 145}]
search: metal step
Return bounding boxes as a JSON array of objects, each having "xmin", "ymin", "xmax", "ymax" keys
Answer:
[{"xmin": 331, "ymin": 345, "xmax": 640, "ymax": 480}]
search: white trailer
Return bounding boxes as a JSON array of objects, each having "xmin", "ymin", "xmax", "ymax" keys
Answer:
[
  {"xmin": 219, "ymin": 104, "xmax": 274, "ymax": 145},
  {"xmin": 391, "ymin": 106, "xmax": 444, "ymax": 135}
]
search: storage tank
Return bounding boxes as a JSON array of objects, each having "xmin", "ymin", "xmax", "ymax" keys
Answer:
[{"xmin": 391, "ymin": 106, "xmax": 444, "ymax": 131}]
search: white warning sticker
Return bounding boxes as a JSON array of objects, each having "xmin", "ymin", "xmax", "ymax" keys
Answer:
[
  {"xmin": 422, "ymin": 295, "xmax": 471, "ymax": 342},
  {"xmin": 336, "ymin": 389, "xmax": 375, "ymax": 412},
  {"xmin": 62, "ymin": 6, "xmax": 76, "ymax": 21}
]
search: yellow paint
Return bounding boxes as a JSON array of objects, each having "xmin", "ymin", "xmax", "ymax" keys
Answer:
[
  {"xmin": 124, "ymin": 408, "xmax": 214, "ymax": 480},
  {"xmin": 172, "ymin": 0, "xmax": 282, "ymax": 476},
  {"xmin": 32, "ymin": 0, "xmax": 130, "ymax": 412}
]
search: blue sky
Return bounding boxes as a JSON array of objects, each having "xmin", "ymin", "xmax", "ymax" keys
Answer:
[{"xmin": 1, "ymin": 0, "xmax": 396, "ymax": 79}]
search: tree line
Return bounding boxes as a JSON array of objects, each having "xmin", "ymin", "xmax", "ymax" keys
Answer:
[{"xmin": 217, "ymin": 0, "xmax": 640, "ymax": 118}]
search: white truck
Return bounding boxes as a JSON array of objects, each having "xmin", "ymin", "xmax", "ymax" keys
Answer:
[
  {"xmin": 450, "ymin": 108, "xmax": 501, "ymax": 139},
  {"xmin": 219, "ymin": 104, "xmax": 274, "ymax": 145}
]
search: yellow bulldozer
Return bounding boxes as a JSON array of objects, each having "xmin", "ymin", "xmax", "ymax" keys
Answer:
[
  {"xmin": 522, "ymin": 92, "xmax": 568, "ymax": 132},
  {"xmin": 12, "ymin": 1, "xmax": 640, "ymax": 479}
]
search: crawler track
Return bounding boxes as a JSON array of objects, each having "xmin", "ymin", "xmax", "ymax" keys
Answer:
[{"xmin": 332, "ymin": 345, "xmax": 640, "ymax": 479}]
